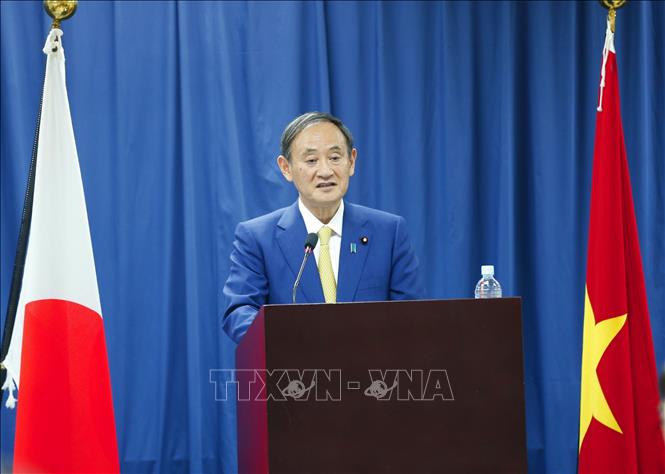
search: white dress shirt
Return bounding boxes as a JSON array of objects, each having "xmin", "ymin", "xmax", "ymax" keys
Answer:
[{"xmin": 298, "ymin": 198, "xmax": 344, "ymax": 283}]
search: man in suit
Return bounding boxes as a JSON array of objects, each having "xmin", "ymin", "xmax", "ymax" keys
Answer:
[{"xmin": 223, "ymin": 112, "xmax": 425, "ymax": 343}]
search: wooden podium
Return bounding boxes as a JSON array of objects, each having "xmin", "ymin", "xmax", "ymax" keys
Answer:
[{"xmin": 236, "ymin": 298, "xmax": 526, "ymax": 473}]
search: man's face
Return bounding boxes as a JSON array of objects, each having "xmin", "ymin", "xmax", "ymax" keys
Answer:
[{"xmin": 278, "ymin": 121, "xmax": 356, "ymax": 215}]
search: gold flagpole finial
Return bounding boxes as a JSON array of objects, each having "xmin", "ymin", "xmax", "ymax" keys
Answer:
[
  {"xmin": 599, "ymin": 0, "xmax": 627, "ymax": 33},
  {"xmin": 43, "ymin": 0, "xmax": 77, "ymax": 30}
]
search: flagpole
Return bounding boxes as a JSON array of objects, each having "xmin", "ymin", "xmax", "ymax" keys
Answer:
[
  {"xmin": 596, "ymin": 0, "xmax": 627, "ymax": 112},
  {"xmin": 598, "ymin": 0, "xmax": 627, "ymax": 33},
  {"xmin": 580, "ymin": 1, "xmax": 665, "ymax": 471},
  {"xmin": 0, "ymin": 0, "xmax": 78, "ymax": 399}
]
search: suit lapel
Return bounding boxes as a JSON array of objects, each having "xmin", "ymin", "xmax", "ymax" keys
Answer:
[
  {"xmin": 337, "ymin": 203, "xmax": 371, "ymax": 302},
  {"xmin": 276, "ymin": 201, "xmax": 324, "ymax": 303}
]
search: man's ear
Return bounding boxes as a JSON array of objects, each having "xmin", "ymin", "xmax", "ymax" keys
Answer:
[
  {"xmin": 348, "ymin": 148, "xmax": 357, "ymax": 177},
  {"xmin": 277, "ymin": 155, "xmax": 293, "ymax": 182}
]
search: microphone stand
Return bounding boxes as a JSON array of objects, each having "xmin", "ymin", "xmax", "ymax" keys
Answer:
[{"xmin": 292, "ymin": 249, "xmax": 313, "ymax": 304}]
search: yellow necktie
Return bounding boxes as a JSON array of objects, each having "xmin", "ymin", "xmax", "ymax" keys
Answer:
[{"xmin": 318, "ymin": 226, "xmax": 336, "ymax": 303}]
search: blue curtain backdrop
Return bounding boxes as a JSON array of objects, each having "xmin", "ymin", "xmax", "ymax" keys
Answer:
[{"xmin": 1, "ymin": 1, "xmax": 663, "ymax": 472}]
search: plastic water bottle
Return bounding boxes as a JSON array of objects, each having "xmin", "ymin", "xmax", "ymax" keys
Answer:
[{"xmin": 474, "ymin": 265, "xmax": 502, "ymax": 298}]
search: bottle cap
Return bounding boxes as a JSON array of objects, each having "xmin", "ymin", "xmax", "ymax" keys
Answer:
[{"xmin": 481, "ymin": 265, "xmax": 494, "ymax": 276}]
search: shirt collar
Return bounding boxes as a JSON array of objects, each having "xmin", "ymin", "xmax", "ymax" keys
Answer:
[{"xmin": 298, "ymin": 198, "xmax": 344, "ymax": 237}]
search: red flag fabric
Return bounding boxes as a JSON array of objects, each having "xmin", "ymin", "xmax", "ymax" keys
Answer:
[
  {"xmin": 1, "ymin": 29, "xmax": 120, "ymax": 473},
  {"xmin": 578, "ymin": 22, "xmax": 665, "ymax": 474}
]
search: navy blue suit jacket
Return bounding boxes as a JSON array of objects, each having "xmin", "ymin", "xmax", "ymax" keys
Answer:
[{"xmin": 222, "ymin": 201, "xmax": 425, "ymax": 343}]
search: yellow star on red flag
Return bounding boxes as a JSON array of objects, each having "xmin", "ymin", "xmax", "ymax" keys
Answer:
[{"xmin": 578, "ymin": 287, "xmax": 626, "ymax": 451}]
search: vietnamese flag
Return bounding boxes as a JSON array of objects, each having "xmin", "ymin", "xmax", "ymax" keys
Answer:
[
  {"xmin": 0, "ymin": 29, "xmax": 120, "ymax": 472},
  {"xmin": 578, "ymin": 20, "xmax": 665, "ymax": 474}
]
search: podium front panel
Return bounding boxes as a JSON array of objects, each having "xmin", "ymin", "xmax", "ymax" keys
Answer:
[{"xmin": 236, "ymin": 298, "xmax": 526, "ymax": 473}]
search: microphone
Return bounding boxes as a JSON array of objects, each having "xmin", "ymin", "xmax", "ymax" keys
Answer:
[{"xmin": 292, "ymin": 233, "xmax": 318, "ymax": 304}]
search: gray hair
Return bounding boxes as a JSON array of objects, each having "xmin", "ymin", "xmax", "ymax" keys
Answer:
[{"xmin": 280, "ymin": 111, "xmax": 354, "ymax": 161}]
